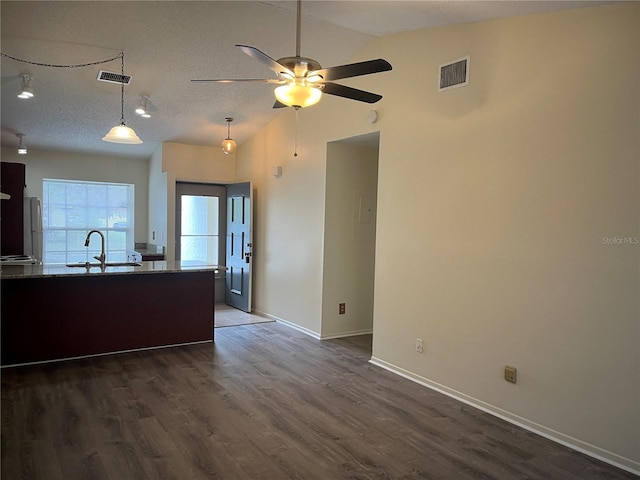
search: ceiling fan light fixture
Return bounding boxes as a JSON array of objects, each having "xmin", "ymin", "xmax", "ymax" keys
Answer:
[
  {"xmin": 274, "ymin": 82, "xmax": 322, "ymax": 109},
  {"xmin": 102, "ymin": 123, "xmax": 143, "ymax": 144},
  {"xmin": 18, "ymin": 74, "xmax": 34, "ymax": 99},
  {"xmin": 221, "ymin": 117, "xmax": 236, "ymax": 155}
]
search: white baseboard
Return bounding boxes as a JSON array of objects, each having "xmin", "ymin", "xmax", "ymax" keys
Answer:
[
  {"xmin": 255, "ymin": 309, "xmax": 372, "ymax": 341},
  {"xmin": 320, "ymin": 329, "xmax": 373, "ymax": 340},
  {"xmin": 253, "ymin": 309, "xmax": 322, "ymax": 339},
  {"xmin": 369, "ymin": 356, "xmax": 640, "ymax": 476}
]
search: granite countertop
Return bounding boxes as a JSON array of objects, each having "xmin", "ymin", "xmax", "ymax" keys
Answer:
[{"xmin": 0, "ymin": 261, "xmax": 225, "ymax": 280}]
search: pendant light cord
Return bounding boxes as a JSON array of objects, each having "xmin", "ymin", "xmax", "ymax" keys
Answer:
[
  {"xmin": 120, "ymin": 53, "xmax": 126, "ymax": 125},
  {"xmin": 1, "ymin": 51, "xmax": 123, "ymax": 69}
]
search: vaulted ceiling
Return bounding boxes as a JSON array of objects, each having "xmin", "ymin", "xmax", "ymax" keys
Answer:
[{"xmin": 1, "ymin": 1, "xmax": 606, "ymax": 159}]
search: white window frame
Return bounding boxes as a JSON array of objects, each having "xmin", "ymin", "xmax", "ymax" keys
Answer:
[{"xmin": 42, "ymin": 179, "xmax": 135, "ymax": 265}]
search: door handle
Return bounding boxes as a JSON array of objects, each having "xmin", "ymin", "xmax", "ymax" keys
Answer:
[{"xmin": 244, "ymin": 252, "xmax": 252, "ymax": 263}]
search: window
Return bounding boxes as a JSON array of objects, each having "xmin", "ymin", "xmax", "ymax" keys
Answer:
[
  {"xmin": 180, "ymin": 194, "xmax": 220, "ymax": 264},
  {"xmin": 43, "ymin": 179, "xmax": 134, "ymax": 264}
]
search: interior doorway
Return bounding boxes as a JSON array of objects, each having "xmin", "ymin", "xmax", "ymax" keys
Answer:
[{"xmin": 321, "ymin": 132, "xmax": 379, "ymax": 338}]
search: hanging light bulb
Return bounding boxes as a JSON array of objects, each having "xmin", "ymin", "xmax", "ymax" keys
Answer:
[
  {"xmin": 103, "ymin": 53, "xmax": 142, "ymax": 144},
  {"xmin": 221, "ymin": 117, "xmax": 236, "ymax": 155},
  {"xmin": 18, "ymin": 74, "xmax": 34, "ymax": 99},
  {"xmin": 16, "ymin": 133, "xmax": 27, "ymax": 154}
]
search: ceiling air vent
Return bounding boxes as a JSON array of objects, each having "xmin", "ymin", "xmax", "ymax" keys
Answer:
[
  {"xmin": 97, "ymin": 70, "xmax": 132, "ymax": 85},
  {"xmin": 438, "ymin": 56, "xmax": 469, "ymax": 92}
]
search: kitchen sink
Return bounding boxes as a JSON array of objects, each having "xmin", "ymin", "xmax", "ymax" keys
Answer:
[{"xmin": 66, "ymin": 262, "xmax": 142, "ymax": 268}]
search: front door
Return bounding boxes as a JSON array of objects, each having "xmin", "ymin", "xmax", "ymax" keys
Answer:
[{"xmin": 225, "ymin": 182, "xmax": 253, "ymax": 312}]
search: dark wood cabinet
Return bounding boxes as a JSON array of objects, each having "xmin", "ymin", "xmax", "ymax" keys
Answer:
[
  {"xmin": 0, "ymin": 162, "xmax": 26, "ymax": 256},
  {"xmin": 1, "ymin": 270, "xmax": 215, "ymax": 366}
]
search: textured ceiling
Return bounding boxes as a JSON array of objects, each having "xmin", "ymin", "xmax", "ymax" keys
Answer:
[{"xmin": 1, "ymin": 1, "xmax": 608, "ymax": 160}]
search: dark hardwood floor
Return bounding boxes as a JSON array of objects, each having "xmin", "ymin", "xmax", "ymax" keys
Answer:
[{"xmin": 1, "ymin": 322, "xmax": 636, "ymax": 479}]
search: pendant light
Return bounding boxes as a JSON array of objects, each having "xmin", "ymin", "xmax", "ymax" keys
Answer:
[
  {"xmin": 16, "ymin": 133, "xmax": 27, "ymax": 154},
  {"xmin": 18, "ymin": 74, "xmax": 34, "ymax": 99},
  {"xmin": 221, "ymin": 117, "xmax": 236, "ymax": 155},
  {"xmin": 102, "ymin": 53, "xmax": 142, "ymax": 144}
]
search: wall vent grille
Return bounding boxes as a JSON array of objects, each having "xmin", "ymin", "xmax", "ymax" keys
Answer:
[
  {"xmin": 438, "ymin": 56, "xmax": 469, "ymax": 92},
  {"xmin": 97, "ymin": 70, "xmax": 132, "ymax": 85}
]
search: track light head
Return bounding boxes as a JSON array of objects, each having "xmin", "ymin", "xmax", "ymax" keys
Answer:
[
  {"xmin": 18, "ymin": 74, "xmax": 34, "ymax": 99},
  {"xmin": 16, "ymin": 133, "xmax": 27, "ymax": 154},
  {"xmin": 135, "ymin": 94, "xmax": 151, "ymax": 118}
]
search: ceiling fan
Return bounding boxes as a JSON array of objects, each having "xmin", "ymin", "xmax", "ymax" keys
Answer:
[{"xmin": 191, "ymin": 0, "xmax": 392, "ymax": 109}]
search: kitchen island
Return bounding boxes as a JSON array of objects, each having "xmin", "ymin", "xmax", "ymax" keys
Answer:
[{"xmin": 1, "ymin": 261, "xmax": 222, "ymax": 366}]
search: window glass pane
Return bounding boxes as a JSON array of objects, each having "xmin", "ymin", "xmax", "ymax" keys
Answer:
[
  {"xmin": 181, "ymin": 195, "xmax": 218, "ymax": 235},
  {"xmin": 181, "ymin": 236, "xmax": 218, "ymax": 264},
  {"xmin": 42, "ymin": 179, "xmax": 134, "ymax": 265},
  {"xmin": 45, "ymin": 230, "xmax": 66, "ymax": 252},
  {"xmin": 108, "ymin": 230, "xmax": 127, "ymax": 251},
  {"xmin": 66, "ymin": 183, "xmax": 87, "ymax": 206},
  {"xmin": 88, "ymin": 184, "xmax": 107, "ymax": 205}
]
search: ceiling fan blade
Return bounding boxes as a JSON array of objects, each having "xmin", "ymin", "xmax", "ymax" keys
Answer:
[
  {"xmin": 273, "ymin": 100, "xmax": 288, "ymax": 109},
  {"xmin": 312, "ymin": 59, "xmax": 392, "ymax": 82},
  {"xmin": 322, "ymin": 82, "xmax": 383, "ymax": 104},
  {"xmin": 236, "ymin": 44, "xmax": 294, "ymax": 77},
  {"xmin": 191, "ymin": 78, "xmax": 284, "ymax": 84}
]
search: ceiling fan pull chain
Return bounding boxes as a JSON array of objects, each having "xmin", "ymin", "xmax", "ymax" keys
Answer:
[{"xmin": 294, "ymin": 108, "xmax": 299, "ymax": 157}]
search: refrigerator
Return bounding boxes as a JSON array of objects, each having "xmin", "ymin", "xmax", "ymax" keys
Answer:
[{"xmin": 23, "ymin": 197, "xmax": 43, "ymax": 261}]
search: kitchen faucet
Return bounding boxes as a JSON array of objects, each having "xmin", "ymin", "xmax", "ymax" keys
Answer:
[{"xmin": 85, "ymin": 230, "xmax": 106, "ymax": 268}]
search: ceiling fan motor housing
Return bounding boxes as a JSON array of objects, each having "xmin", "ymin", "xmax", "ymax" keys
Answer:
[{"xmin": 277, "ymin": 56, "xmax": 322, "ymax": 78}]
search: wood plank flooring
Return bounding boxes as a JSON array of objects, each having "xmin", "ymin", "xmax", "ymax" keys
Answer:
[{"xmin": 1, "ymin": 322, "xmax": 636, "ymax": 479}]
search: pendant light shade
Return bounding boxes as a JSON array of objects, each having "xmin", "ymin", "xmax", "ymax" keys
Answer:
[
  {"xmin": 102, "ymin": 124, "xmax": 143, "ymax": 144},
  {"xmin": 221, "ymin": 117, "xmax": 236, "ymax": 155},
  {"xmin": 102, "ymin": 52, "xmax": 142, "ymax": 144}
]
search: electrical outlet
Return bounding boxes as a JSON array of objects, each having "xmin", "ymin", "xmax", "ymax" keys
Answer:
[
  {"xmin": 504, "ymin": 366, "xmax": 517, "ymax": 383},
  {"xmin": 339, "ymin": 303, "xmax": 346, "ymax": 315},
  {"xmin": 415, "ymin": 338, "xmax": 423, "ymax": 353}
]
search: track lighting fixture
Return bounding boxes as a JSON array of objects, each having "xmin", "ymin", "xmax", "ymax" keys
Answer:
[
  {"xmin": 102, "ymin": 53, "xmax": 142, "ymax": 144},
  {"xmin": 135, "ymin": 94, "xmax": 151, "ymax": 118},
  {"xmin": 18, "ymin": 74, "xmax": 34, "ymax": 99},
  {"xmin": 16, "ymin": 133, "xmax": 27, "ymax": 154},
  {"xmin": 221, "ymin": 117, "xmax": 236, "ymax": 155}
]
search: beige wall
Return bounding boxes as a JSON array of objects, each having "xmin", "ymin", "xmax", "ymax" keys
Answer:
[
  {"xmin": 1, "ymin": 147, "xmax": 149, "ymax": 244},
  {"xmin": 236, "ymin": 3, "xmax": 639, "ymax": 472}
]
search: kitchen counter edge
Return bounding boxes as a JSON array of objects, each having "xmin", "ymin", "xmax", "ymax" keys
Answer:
[{"xmin": 0, "ymin": 261, "xmax": 225, "ymax": 279}]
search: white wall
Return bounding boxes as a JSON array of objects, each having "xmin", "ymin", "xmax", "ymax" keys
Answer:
[
  {"xmin": 1, "ymin": 147, "xmax": 149, "ymax": 243},
  {"xmin": 322, "ymin": 141, "xmax": 378, "ymax": 338},
  {"xmin": 236, "ymin": 3, "xmax": 639, "ymax": 472}
]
